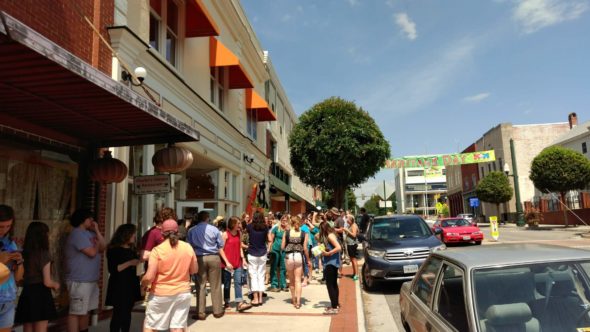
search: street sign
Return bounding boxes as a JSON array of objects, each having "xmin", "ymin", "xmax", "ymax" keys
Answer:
[
  {"xmin": 379, "ymin": 200, "xmax": 393, "ymax": 208},
  {"xmin": 133, "ymin": 175, "xmax": 171, "ymax": 195},
  {"xmin": 469, "ymin": 198, "xmax": 480, "ymax": 207},
  {"xmin": 490, "ymin": 216, "xmax": 499, "ymax": 241}
]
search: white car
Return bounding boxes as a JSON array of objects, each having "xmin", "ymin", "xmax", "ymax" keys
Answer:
[{"xmin": 457, "ymin": 213, "xmax": 476, "ymax": 226}]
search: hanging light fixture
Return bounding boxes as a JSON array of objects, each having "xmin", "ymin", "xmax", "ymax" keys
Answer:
[
  {"xmin": 152, "ymin": 143, "xmax": 194, "ymax": 173},
  {"xmin": 89, "ymin": 150, "xmax": 128, "ymax": 183}
]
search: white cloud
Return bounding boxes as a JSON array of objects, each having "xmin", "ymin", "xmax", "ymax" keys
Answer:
[
  {"xmin": 347, "ymin": 46, "xmax": 372, "ymax": 64},
  {"xmin": 394, "ymin": 13, "xmax": 418, "ymax": 40},
  {"xmin": 513, "ymin": 0, "xmax": 589, "ymax": 33},
  {"xmin": 281, "ymin": 14, "xmax": 292, "ymax": 22},
  {"xmin": 463, "ymin": 92, "xmax": 491, "ymax": 103},
  {"xmin": 360, "ymin": 38, "xmax": 476, "ymax": 117}
]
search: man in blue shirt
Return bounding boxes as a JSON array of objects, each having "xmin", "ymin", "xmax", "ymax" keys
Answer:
[{"xmin": 187, "ymin": 211, "xmax": 227, "ymax": 320}]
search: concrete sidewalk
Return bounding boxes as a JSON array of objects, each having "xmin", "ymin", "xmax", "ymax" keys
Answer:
[{"xmin": 90, "ymin": 266, "xmax": 364, "ymax": 332}]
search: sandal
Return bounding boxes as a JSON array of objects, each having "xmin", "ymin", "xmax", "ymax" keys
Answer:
[
  {"xmin": 295, "ymin": 303, "xmax": 301, "ymax": 309},
  {"xmin": 237, "ymin": 301, "xmax": 252, "ymax": 312}
]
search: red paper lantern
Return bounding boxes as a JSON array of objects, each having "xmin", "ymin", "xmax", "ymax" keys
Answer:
[
  {"xmin": 152, "ymin": 144, "xmax": 194, "ymax": 173},
  {"xmin": 89, "ymin": 150, "xmax": 128, "ymax": 183}
]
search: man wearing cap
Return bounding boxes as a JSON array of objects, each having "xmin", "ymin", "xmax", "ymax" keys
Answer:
[
  {"xmin": 142, "ymin": 218, "xmax": 197, "ymax": 332},
  {"xmin": 187, "ymin": 211, "xmax": 228, "ymax": 320}
]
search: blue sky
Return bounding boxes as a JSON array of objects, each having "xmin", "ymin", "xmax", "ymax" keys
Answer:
[{"xmin": 241, "ymin": 0, "xmax": 590, "ymax": 205}]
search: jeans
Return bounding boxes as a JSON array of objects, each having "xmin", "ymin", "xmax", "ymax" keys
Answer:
[
  {"xmin": 0, "ymin": 301, "xmax": 15, "ymax": 329},
  {"xmin": 269, "ymin": 250, "xmax": 286, "ymax": 289},
  {"xmin": 302, "ymin": 252, "xmax": 309, "ymax": 277},
  {"xmin": 222, "ymin": 267, "xmax": 244, "ymax": 303}
]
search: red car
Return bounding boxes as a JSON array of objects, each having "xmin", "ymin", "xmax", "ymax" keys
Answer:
[{"xmin": 432, "ymin": 218, "xmax": 483, "ymax": 245}]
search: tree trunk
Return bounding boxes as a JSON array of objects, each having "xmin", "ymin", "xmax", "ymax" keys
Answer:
[
  {"xmin": 333, "ymin": 187, "xmax": 345, "ymax": 209},
  {"xmin": 496, "ymin": 203, "xmax": 501, "ymax": 224},
  {"xmin": 561, "ymin": 191, "xmax": 569, "ymax": 227}
]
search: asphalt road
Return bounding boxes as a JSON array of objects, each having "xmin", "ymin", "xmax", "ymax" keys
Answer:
[{"xmin": 364, "ymin": 224, "xmax": 590, "ymax": 332}]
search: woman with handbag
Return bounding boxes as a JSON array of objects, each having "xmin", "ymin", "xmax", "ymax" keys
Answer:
[
  {"xmin": 342, "ymin": 215, "xmax": 359, "ymax": 281},
  {"xmin": 221, "ymin": 217, "xmax": 251, "ymax": 312}
]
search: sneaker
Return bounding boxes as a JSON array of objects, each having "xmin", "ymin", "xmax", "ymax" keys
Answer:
[
  {"xmin": 352, "ymin": 275, "xmax": 359, "ymax": 281},
  {"xmin": 282, "ymin": 287, "xmax": 290, "ymax": 292},
  {"xmin": 268, "ymin": 287, "xmax": 280, "ymax": 292}
]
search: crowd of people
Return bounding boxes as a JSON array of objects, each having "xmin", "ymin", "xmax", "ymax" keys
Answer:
[{"xmin": 0, "ymin": 203, "xmax": 366, "ymax": 332}]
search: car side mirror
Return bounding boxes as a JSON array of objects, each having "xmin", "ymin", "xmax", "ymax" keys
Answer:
[{"xmin": 434, "ymin": 228, "xmax": 443, "ymax": 235}]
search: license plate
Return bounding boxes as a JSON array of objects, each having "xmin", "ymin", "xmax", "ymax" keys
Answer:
[
  {"xmin": 403, "ymin": 265, "xmax": 419, "ymax": 274},
  {"xmin": 463, "ymin": 236, "xmax": 471, "ymax": 240}
]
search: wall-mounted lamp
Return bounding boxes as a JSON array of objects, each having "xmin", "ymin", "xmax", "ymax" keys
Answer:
[
  {"xmin": 243, "ymin": 153, "xmax": 254, "ymax": 164},
  {"xmin": 121, "ymin": 67, "xmax": 147, "ymax": 86}
]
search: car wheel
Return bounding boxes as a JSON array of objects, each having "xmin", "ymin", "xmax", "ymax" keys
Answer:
[
  {"xmin": 475, "ymin": 241, "xmax": 482, "ymax": 245},
  {"xmin": 362, "ymin": 264, "xmax": 376, "ymax": 291}
]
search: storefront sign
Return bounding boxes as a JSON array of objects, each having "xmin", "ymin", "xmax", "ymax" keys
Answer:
[
  {"xmin": 133, "ymin": 175, "xmax": 171, "ymax": 195},
  {"xmin": 384, "ymin": 150, "xmax": 496, "ymax": 168}
]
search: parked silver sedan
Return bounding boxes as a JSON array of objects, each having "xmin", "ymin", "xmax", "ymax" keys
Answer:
[{"xmin": 399, "ymin": 243, "xmax": 590, "ymax": 332}]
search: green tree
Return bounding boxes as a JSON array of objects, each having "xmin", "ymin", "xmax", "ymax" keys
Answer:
[
  {"xmin": 362, "ymin": 193, "xmax": 395, "ymax": 215},
  {"xmin": 476, "ymin": 171, "xmax": 513, "ymax": 220},
  {"xmin": 363, "ymin": 195, "xmax": 381, "ymax": 215},
  {"xmin": 322, "ymin": 189, "xmax": 357, "ymax": 211},
  {"xmin": 289, "ymin": 97, "xmax": 390, "ymax": 208},
  {"xmin": 529, "ymin": 146, "xmax": 590, "ymax": 227}
]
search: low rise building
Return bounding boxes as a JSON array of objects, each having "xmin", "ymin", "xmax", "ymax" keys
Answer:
[{"xmin": 395, "ymin": 165, "xmax": 447, "ymax": 216}]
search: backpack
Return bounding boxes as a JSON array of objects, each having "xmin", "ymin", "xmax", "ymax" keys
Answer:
[{"xmin": 284, "ymin": 229, "xmax": 305, "ymax": 252}]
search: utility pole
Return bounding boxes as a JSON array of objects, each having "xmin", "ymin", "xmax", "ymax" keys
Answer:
[
  {"xmin": 383, "ymin": 180, "xmax": 387, "ymax": 214},
  {"xmin": 510, "ymin": 139, "xmax": 525, "ymax": 226}
]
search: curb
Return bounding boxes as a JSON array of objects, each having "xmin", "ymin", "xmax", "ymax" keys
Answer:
[{"xmin": 355, "ymin": 277, "xmax": 367, "ymax": 332}]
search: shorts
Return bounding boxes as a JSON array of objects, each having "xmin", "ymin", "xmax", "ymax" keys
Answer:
[
  {"xmin": 347, "ymin": 244, "xmax": 358, "ymax": 259},
  {"xmin": 144, "ymin": 292, "xmax": 192, "ymax": 330},
  {"xmin": 285, "ymin": 252, "xmax": 303, "ymax": 270},
  {"xmin": 0, "ymin": 301, "xmax": 15, "ymax": 329},
  {"xmin": 66, "ymin": 281, "xmax": 99, "ymax": 315}
]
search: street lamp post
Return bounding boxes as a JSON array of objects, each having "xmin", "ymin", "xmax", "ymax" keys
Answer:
[{"xmin": 503, "ymin": 138, "xmax": 525, "ymax": 226}]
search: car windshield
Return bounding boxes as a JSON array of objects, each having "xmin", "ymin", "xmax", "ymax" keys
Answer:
[
  {"xmin": 370, "ymin": 218, "xmax": 432, "ymax": 240},
  {"xmin": 473, "ymin": 260, "xmax": 590, "ymax": 332},
  {"xmin": 442, "ymin": 219, "xmax": 470, "ymax": 227}
]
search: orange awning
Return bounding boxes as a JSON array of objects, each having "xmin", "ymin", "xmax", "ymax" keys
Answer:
[
  {"xmin": 209, "ymin": 37, "xmax": 253, "ymax": 89},
  {"xmin": 246, "ymin": 89, "xmax": 277, "ymax": 122},
  {"xmin": 186, "ymin": 0, "xmax": 219, "ymax": 37}
]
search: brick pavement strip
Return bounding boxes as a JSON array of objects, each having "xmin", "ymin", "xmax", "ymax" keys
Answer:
[{"xmin": 329, "ymin": 266, "xmax": 358, "ymax": 332}]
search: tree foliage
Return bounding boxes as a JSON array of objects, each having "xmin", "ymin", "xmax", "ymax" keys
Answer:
[
  {"xmin": 476, "ymin": 171, "xmax": 513, "ymax": 206},
  {"xmin": 362, "ymin": 193, "xmax": 396, "ymax": 215},
  {"xmin": 322, "ymin": 189, "xmax": 357, "ymax": 210},
  {"xmin": 289, "ymin": 97, "xmax": 390, "ymax": 208},
  {"xmin": 530, "ymin": 146, "xmax": 590, "ymax": 227},
  {"xmin": 529, "ymin": 146, "xmax": 590, "ymax": 194},
  {"xmin": 363, "ymin": 195, "xmax": 381, "ymax": 215}
]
